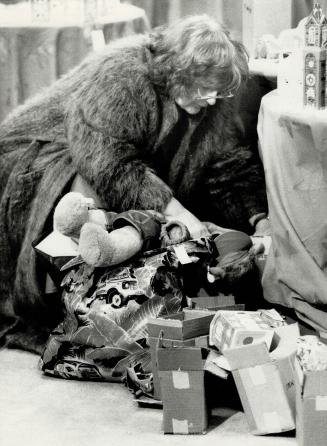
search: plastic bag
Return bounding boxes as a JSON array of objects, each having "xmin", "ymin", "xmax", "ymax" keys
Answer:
[{"xmin": 40, "ymin": 237, "xmax": 215, "ymax": 384}]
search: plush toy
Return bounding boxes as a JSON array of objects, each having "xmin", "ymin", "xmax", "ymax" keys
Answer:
[
  {"xmin": 208, "ymin": 231, "xmax": 265, "ymax": 283},
  {"xmin": 54, "ymin": 192, "xmax": 264, "ymax": 280},
  {"xmin": 53, "ymin": 192, "xmax": 191, "ymax": 267}
]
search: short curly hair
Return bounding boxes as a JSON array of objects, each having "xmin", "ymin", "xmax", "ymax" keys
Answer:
[{"xmin": 149, "ymin": 14, "xmax": 249, "ymax": 97}]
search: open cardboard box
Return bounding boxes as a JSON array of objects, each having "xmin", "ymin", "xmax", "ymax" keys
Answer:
[
  {"xmin": 147, "ymin": 309, "xmax": 216, "ymax": 340},
  {"xmin": 295, "ymin": 358, "xmax": 327, "ymax": 446},
  {"xmin": 219, "ymin": 323, "xmax": 300, "ymax": 435},
  {"xmin": 157, "ymin": 346, "xmax": 208, "ymax": 434},
  {"xmin": 148, "ymin": 335, "xmax": 209, "ymax": 401}
]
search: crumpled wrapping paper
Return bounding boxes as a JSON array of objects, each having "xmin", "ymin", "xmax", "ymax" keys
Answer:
[{"xmin": 296, "ymin": 335, "xmax": 327, "ymax": 372}]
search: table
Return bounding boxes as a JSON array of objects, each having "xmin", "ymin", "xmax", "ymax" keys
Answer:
[
  {"xmin": 249, "ymin": 58, "xmax": 278, "ymax": 82},
  {"xmin": 258, "ymin": 90, "xmax": 327, "ymax": 334},
  {"xmin": 0, "ymin": 2, "xmax": 149, "ymax": 123}
]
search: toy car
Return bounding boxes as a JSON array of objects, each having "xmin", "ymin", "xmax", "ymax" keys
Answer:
[{"xmin": 96, "ymin": 267, "xmax": 148, "ymax": 308}]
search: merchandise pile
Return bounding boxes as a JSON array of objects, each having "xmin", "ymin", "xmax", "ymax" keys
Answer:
[
  {"xmin": 34, "ymin": 221, "xmax": 327, "ymax": 443},
  {"xmin": 144, "ymin": 305, "xmax": 327, "ymax": 444}
]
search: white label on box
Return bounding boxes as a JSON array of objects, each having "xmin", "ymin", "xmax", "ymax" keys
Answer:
[
  {"xmin": 172, "ymin": 419, "xmax": 189, "ymax": 434},
  {"xmin": 263, "ymin": 411, "xmax": 282, "ymax": 432},
  {"xmin": 249, "ymin": 365, "xmax": 266, "ymax": 386},
  {"xmin": 172, "ymin": 371, "xmax": 190, "ymax": 389},
  {"xmin": 173, "ymin": 245, "xmax": 192, "ymax": 265},
  {"xmin": 91, "ymin": 29, "xmax": 106, "ymax": 52},
  {"xmin": 316, "ymin": 396, "xmax": 327, "ymax": 411}
]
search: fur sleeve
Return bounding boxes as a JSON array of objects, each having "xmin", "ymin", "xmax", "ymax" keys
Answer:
[
  {"xmin": 205, "ymin": 100, "xmax": 268, "ymax": 224},
  {"xmin": 65, "ymin": 60, "xmax": 172, "ymax": 212}
]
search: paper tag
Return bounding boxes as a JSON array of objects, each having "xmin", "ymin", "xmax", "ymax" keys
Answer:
[
  {"xmin": 251, "ymin": 235, "xmax": 272, "ymax": 254},
  {"xmin": 173, "ymin": 245, "xmax": 192, "ymax": 265},
  {"xmin": 35, "ymin": 231, "xmax": 78, "ymax": 257},
  {"xmin": 172, "ymin": 419, "xmax": 189, "ymax": 434},
  {"xmin": 263, "ymin": 412, "xmax": 282, "ymax": 432},
  {"xmin": 91, "ymin": 29, "xmax": 106, "ymax": 52},
  {"xmin": 316, "ymin": 396, "xmax": 327, "ymax": 411},
  {"xmin": 172, "ymin": 371, "xmax": 190, "ymax": 389},
  {"xmin": 249, "ymin": 365, "xmax": 266, "ymax": 386},
  {"xmin": 207, "ymin": 271, "xmax": 216, "ymax": 283}
]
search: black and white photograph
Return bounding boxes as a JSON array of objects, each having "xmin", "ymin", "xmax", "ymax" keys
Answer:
[{"xmin": 1, "ymin": 1, "xmax": 327, "ymax": 445}]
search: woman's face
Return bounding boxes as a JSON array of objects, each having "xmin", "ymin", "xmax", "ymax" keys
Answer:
[
  {"xmin": 175, "ymin": 87, "xmax": 219, "ymax": 115},
  {"xmin": 175, "ymin": 81, "xmax": 234, "ymax": 115}
]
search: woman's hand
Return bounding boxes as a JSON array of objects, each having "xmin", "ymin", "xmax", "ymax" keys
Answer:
[
  {"xmin": 253, "ymin": 218, "xmax": 271, "ymax": 236},
  {"xmin": 168, "ymin": 211, "xmax": 209, "ymax": 239},
  {"xmin": 164, "ymin": 197, "xmax": 209, "ymax": 239}
]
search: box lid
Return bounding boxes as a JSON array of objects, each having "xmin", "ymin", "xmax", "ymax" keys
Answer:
[
  {"xmin": 190, "ymin": 295, "xmax": 235, "ymax": 308},
  {"xmin": 269, "ymin": 323, "xmax": 299, "ymax": 361},
  {"xmin": 223, "ymin": 343, "xmax": 270, "ymax": 370},
  {"xmin": 147, "ymin": 309, "xmax": 216, "ymax": 340},
  {"xmin": 157, "ymin": 346, "xmax": 206, "ymax": 371},
  {"xmin": 221, "ymin": 323, "xmax": 299, "ymax": 370}
]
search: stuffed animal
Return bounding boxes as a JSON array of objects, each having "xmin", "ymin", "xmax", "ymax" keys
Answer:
[
  {"xmin": 53, "ymin": 192, "xmax": 191, "ymax": 267},
  {"xmin": 208, "ymin": 231, "xmax": 265, "ymax": 283},
  {"xmin": 53, "ymin": 192, "xmax": 264, "ymax": 280}
]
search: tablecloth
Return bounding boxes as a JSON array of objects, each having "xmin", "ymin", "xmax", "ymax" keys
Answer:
[
  {"xmin": 0, "ymin": 2, "xmax": 149, "ymax": 123},
  {"xmin": 258, "ymin": 90, "xmax": 327, "ymax": 334}
]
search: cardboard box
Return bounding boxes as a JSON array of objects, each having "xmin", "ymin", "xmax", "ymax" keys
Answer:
[
  {"xmin": 147, "ymin": 309, "xmax": 216, "ymax": 340},
  {"xmin": 190, "ymin": 294, "xmax": 245, "ymax": 311},
  {"xmin": 209, "ymin": 310, "xmax": 275, "ymax": 352},
  {"xmin": 32, "ymin": 230, "xmax": 78, "ymax": 287},
  {"xmin": 157, "ymin": 346, "xmax": 208, "ymax": 434},
  {"xmin": 295, "ymin": 360, "xmax": 327, "ymax": 446},
  {"xmin": 222, "ymin": 323, "xmax": 299, "ymax": 435},
  {"xmin": 148, "ymin": 335, "xmax": 209, "ymax": 400}
]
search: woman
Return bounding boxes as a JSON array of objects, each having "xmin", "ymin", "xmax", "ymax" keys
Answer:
[{"xmin": 0, "ymin": 15, "xmax": 268, "ymax": 351}]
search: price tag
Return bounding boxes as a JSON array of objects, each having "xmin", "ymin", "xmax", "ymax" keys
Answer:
[{"xmin": 173, "ymin": 245, "xmax": 192, "ymax": 265}]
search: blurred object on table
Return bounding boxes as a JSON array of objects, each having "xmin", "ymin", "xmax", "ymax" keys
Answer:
[{"xmin": 0, "ymin": 0, "xmax": 149, "ymax": 123}]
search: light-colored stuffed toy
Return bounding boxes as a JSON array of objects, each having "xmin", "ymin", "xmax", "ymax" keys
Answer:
[
  {"xmin": 53, "ymin": 192, "xmax": 264, "ymax": 283},
  {"xmin": 53, "ymin": 192, "xmax": 190, "ymax": 268}
]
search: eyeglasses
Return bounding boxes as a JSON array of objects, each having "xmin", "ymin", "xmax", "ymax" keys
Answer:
[{"xmin": 193, "ymin": 88, "xmax": 234, "ymax": 101}]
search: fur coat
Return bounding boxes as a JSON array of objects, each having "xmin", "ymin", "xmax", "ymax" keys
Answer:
[{"xmin": 0, "ymin": 35, "xmax": 267, "ymax": 351}]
